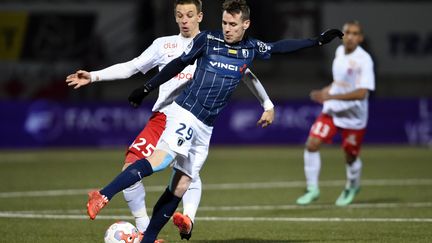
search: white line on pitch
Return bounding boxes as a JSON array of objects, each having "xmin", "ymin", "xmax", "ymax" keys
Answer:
[
  {"xmin": 0, "ymin": 212, "xmax": 431, "ymax": 223},
  {"xmin": 1, "ymin": 179, "xmax": 432, "ymax": 198},
  {"xmin": 7, "ymin": 202, "xmax": 432, "ymax": 215}
]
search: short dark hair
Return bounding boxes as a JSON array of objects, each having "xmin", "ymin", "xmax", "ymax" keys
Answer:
[
  {"xmin": 344, "ymin": 20, "xmax": 363, "ymax": 34},
  {"xmin": 174, "ymin": 0, "xmax": 202, "ymax": 13},
  {"xmin": 222, "ymin": 0, "xmax": 250, "ymax": 21}
]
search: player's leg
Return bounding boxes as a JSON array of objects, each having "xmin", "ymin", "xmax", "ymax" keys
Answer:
[
  {"xmin": 335, "ymin": 128, "xmax": 365, "ymax": 206},
  {"xmin": 122, "ymin": 112, "xmax": 167, "ymax": 232},
  {"xmin": 297, "ymin": 114, "xmax": 337, "ymax": 205},
  {"xmin": 173, "ymin": 142, "xmax": 209, "ymax": 240},
  {"xmin": 173, "ymin": 176, "xmax": 201, "ymax": 239},
  {"xmin": 143, "ymin": 169, "xmax": 192, "ymax": 243},
  {"xmin": 172, "ymin": 176, "xmax": 200, "ymax": 241},
  {"xmin": 87, "ymin": 149, "xmax": 175, "ymax": 220},
  {"xmin": 179, "ymin": 175, "xmax": 202, "ymax": 223},
  {"xmin": 122, "ymin": 155, "xmax": 149, "ymax": 233}
]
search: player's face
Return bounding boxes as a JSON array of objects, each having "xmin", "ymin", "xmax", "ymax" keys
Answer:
[
  {"xmin": 175, "ymin": 4, "xmax": 203, "ymax": 38},
  {"xmin": 222, "ymin": 11, "xmax": 250, "ymax": 44},
  {"xmin": 342, "ymin": 24, "xmax": 363, "ymax": 52}
]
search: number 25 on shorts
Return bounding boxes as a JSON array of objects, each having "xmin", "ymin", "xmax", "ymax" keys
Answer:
[
  {"xmin": 175, "ymin": 123, "xmax": 194, "ymax": 140},
  {"xmin": 130, "ymin": 138, "xmax": 156, "ymax": 157}
]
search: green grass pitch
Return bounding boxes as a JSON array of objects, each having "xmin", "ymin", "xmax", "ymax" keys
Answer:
[{"xmin": 0, "ymin": 146, "xmax": 431, "ymax": 242}]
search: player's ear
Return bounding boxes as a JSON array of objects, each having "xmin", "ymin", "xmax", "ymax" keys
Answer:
[
  {"xmin": 197, "ymin": 12, "xmax": 203, "ymax": 23},
  {"xmin": 358, "ymin": 34, "xmax": 364, "ymax": 44},
  {"xmin": 242, "ymin": 19, "xmax": 250, "ymax": 30}
]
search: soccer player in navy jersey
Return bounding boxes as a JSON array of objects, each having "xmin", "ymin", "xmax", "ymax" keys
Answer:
[{"xmin": 87, "ymin": 0, "xmax": 343, "ymax": 242}]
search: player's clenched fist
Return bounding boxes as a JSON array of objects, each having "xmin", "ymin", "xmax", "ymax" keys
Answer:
[
  {"xmin": 315, "ymin": 29, "xmax": 344, "ymax": 46},
  {"xmin": 128, "ymin": 85, "xmax": 151, "ymax": 108},
  {"xmin": 257, "ymin": 108, "xmax": 275, "ymax": 128}
]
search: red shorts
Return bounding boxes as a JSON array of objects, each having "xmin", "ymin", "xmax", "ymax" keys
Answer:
[
  {"xmin": 309, "ymin": 113, "xmax": 366, "ymax": 156},
  {"xmin": 125, "ymin": 112, "xmax": 167, "ymax": 163}
]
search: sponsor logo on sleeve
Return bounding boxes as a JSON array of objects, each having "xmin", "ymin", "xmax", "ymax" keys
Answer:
[{"xmin": 257, "ymin": 41, "xmax": 271, "ymax": 53}]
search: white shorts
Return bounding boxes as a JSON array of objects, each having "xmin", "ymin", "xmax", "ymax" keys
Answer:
[{"xmin": 156, "ymin": 102, "xmax": 213, "ymax": 179}]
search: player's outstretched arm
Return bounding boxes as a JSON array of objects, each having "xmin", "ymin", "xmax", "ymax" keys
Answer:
[
  {"xmin": 66, "ymin": 60, "xmax": 141, "ymax": 89},
  {"xmin": 128, "ymin": 57, "xmax": 188, "ymax": 108},
  {"xmin": 270, "ymin": 29, "xmax": 343, "ymax": 54}
]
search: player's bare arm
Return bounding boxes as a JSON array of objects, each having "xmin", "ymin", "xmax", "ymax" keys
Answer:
[
  {"xmin": 66, "ymin": 70, "xmax": 91, "ymax": 89},
  {"xmin": 323, "ymin": 88, "xmax": 369, "ymax": 101},
  {"xmin": 310, "ymin": 85, "xmax": 331, "ymax": 104}
]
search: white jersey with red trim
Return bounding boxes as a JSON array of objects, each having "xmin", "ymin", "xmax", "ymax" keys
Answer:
[
  {"xmin": 323, "ymin": 45, "xmax": 375, "ymax": 129},
  {"xmin": 132, "ymin": 34, "xmax": 196, "ymax": 112}
]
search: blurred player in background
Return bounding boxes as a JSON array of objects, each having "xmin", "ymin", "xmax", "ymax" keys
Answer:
[
  {"xmin": 296, "ymin": 20, "xmax": 375, "ymax": 206},
  {"xmin": 66, "ymin": 0, "xmax": 275, "ymax": 240}
]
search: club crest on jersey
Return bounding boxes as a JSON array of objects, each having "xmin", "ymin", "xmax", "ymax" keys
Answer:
[
  {"xmin": 177, "ymin": 137, "xmax": 185, "ymax": 147},
  {"xmin": 242, "ymin": 49, "xmax": 249, "ymax": 58}
]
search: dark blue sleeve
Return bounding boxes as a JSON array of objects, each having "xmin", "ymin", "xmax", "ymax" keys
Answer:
[
  {"xmin": 180, "ymin": 31, "xmax": 207, "ymax": 64},
  {"xmin": 143, "ymin": 32, "xmax": 208, "ymax": 92},
  {"xmin": 270, "ymin": 38, "xmax": 318, "ymax": 53},
  {"xmin": 144, "ymin": 57, "xmax": 188, "ymax": 92},
  {"xmin": 253, "ymin": 38, "xmax": 319, "ymax": 60}
]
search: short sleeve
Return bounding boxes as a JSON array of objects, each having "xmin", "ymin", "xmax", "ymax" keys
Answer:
[
  {"xmin": 131, "ymin": 39, "xmax": 162, "ymax": 74},
  {"xmin": 356, "ymin": 55, "xmax": 375, "ymax": 91},
  {"xmin": 180, "ymin": 32, "xmax": 207, "ymax": 65}
]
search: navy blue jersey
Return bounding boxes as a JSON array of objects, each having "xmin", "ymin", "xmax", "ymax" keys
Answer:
[
  {"xmin": 175, "ymin": 31, "xmax": 275, "ymax": 126},
  {"xmin": 143, "ymin": 30, "xmax": 317, "ymax": 126}
]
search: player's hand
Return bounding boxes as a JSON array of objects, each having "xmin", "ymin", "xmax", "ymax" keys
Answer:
[
  {"xmin": 310, "ymin": 88, "xmax": 330, "ymax": 104},
  {"xmin": 66, "ymin": 70, "xmax": 91, "ymax": 89},
  {"xmin": 128, "ymin": 85, "xmax": 150, "ymax": 108},
  {"xmin": 316, "ymin": 29, "xmax": 344, "ymax": 45},
  {"xmin": 257, "ymin": 108, "xmax": 275, "ymax": 128},
  {"xmin": 310, "ymin": 89, "xmax": 325, "ymax": 104}
]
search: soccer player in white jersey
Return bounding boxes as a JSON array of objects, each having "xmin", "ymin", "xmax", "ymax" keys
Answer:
[
  {"xmin": 66, "ymin": 0, "xmax": 275, "ymax": 240},
  {"xmin": 296, "ymin": 21, "xmax": 375, "ymax": 206}
]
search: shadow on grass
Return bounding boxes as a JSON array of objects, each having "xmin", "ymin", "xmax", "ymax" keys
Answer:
[
  {"xmin": 191, "ymin": 239, "xmax": 313, "ymax": 243},
  {"xmin": 357, "ymin": 197, "xmax": 402, "ymax": 204},
  {"xmin": 191, "ymin": 238, "xmax": 366, "ymax": 242}
]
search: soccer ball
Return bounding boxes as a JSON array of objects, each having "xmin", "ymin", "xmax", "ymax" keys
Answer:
[{"xmin": 104, "ymin": 221, "xmax": 141, "ymax": 243}]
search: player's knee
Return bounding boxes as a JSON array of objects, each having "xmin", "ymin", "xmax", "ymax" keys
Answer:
[
  {"xmin": 344, "ymin": 149, "xmax": 358, "ymax": 165},
  {"xmin": 175, "ymin": 177, "xmax": 192, "ymax": 196},
  {"xmin": 305, "ymin": 138, "xmax": 321, "ymax": 152},
  {"xmin": 122, "ymin": 163, "xmax": 132, "ymax": 171},
  {"xmin": 123, "ymin": 152, "xmax": 141, "ymax": 171}
]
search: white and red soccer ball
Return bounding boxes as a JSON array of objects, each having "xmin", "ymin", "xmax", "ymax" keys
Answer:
[{"xmin": 104, "ymin": 221, "xmax": 140, "ymax": 243}]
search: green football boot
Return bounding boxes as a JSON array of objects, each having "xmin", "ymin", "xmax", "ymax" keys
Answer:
[
  {"xmin": 296, "ymin": 186, "xmax": 320, "ymax": 205},
  {"xmin": 335, "ymin": 187, "xmax": 360, "ymax": 206}
]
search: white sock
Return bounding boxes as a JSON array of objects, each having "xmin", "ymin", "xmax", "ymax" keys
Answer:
[
  {"xmin": 304, "ymin": 150, "xmax": 321, "ymax": 188},
  {"xmin": 123, "ymin": 181, "xmax": 149, "ymax": 233},
  {"xmin": 182, "ymin": 176, "xmax": 202, "ymax": 223},
  {"xmin": 346, "ymin": 158, "xmax": 362, "ymax": 189}
]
